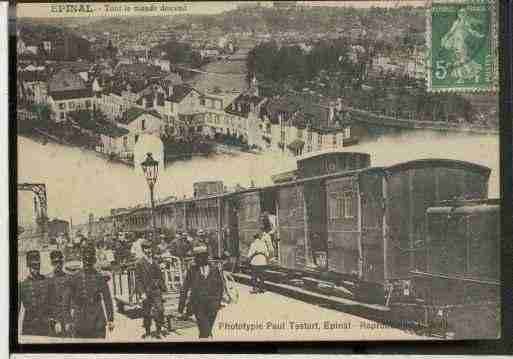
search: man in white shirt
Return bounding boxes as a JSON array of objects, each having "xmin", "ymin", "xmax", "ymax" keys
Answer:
[
  {"xmin": 131, "ymin": 235, "xmax": 146, "ymax": 260},
  {"xmin": 247, "ymin": 233, "xmax": 270, "ymax": 294}
]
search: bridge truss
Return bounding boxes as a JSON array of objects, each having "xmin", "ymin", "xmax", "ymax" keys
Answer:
[{"xmin": 17, "ymin": 183, "xmax": 48, "ymax": 249}]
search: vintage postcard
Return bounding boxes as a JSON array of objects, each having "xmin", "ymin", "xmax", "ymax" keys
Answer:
[{"xmin": 15, "ymin": 0, "xmax": 501, "ymax": 344}]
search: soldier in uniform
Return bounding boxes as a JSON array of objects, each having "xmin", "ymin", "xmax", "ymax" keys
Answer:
[
  {"xmin": 48, "ymin": 250, "xmax": 72, "ymax": 337},
  {"xmin": 68, "ymin": 243, "xmax": 114, "ymax": 338},
  {"xmin": 135, "ymin": 240, "xmax": 166, "ymax": 339},
  {"xmin": 178, "ymin": 246, "xmax": 224, "ymax": 339},
  {"xmin": 18, "ymin": 250, "xmax": 51, "ymax": 336}
]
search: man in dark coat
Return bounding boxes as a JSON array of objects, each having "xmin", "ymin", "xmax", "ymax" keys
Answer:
[
  {"xmin": 18, "ymin": 250, "xmax": 51, "ymax": 336},
  {"xmin": 178, "ymin": 246, "xmax": 224, "ymax": 339},
  {"xmin": 68, "ymin": 243, "xmax": 114, "ymax": 338},
  {"xmin": 169, "ymin": 233, "xmax": 192, "ymax": 259},
  {"xmin": 135, "ymin": 240, "xmax": 166, "ymax": 339},
  {"xmin": 48, "ymin": 250, "xmax": 72, "ymax": 337}
]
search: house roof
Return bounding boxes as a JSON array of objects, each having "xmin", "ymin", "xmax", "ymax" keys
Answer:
[
  {"xmin": 50, "ymin": 89, "xmax": 92, "ymax": 101},
  {"xmin": 162, "ymin": 72, "xmax": 183, "ymax": 86},
  {"xmin": 48, "ymin": 69, "xmax": 88, "ymax": 94},
  {"xmin": 69, "ymin": 111, "xmax": 129, "ymax": 138},
  {"xmin": 224, "ymin": 93, "xmax": 266, "ymax": 118},
  {"xmin": 119, "ymin": 107, "xmax": 162, "ymax": 125},
  {"xmin": 168, "ymin": 84, "xmax": 195, "ymax": 103},
  {"xmin": 115, "ymin": 63, "xmax": 163, "ymax": 77}
]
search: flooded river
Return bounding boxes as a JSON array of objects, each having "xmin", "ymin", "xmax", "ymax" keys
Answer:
[{"xmin": 17, "ymin": 132, "xmax": 499, "ymax": 225}]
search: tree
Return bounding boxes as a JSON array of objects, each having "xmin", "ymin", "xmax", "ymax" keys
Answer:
[{"xmin": 161, "ymin": 40, "xmax": 194, "ymax": 64}]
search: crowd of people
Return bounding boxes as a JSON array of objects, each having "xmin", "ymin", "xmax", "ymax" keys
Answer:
[{"xmin": 18, "ymin": 214, "xmax": 280, "ymax": 340}]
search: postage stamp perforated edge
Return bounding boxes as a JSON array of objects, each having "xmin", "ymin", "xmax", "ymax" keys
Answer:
[{"xmin": 425, "ymin": 0, "xmax": 498, "ymax": 93}]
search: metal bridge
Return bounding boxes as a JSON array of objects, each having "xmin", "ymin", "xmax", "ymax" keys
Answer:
[{"xmin": 17, "ymin": 183, "xmax": 48, "ymax": 250}]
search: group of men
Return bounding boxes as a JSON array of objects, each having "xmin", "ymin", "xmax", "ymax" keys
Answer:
[
  {"xmin": 133, "ymin": 235, "xmax": 225, "ymax": 339},
  {"xmin": 18, "ymin": 245, "xmax": 114, "ymax": 339},
  {"xmin": 18, "ymin": 219, "xmax": 276, "ymax": 340}
]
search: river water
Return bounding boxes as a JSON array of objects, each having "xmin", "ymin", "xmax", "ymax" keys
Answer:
[{"xmin": 18, "ymin": 132, "xmax": 499, "ymax": 225}]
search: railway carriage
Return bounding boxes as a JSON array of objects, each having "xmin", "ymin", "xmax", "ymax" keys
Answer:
[
  {"xmin": 102, "ymin": 151, "xmax": 499, "ymax": 338},
  {"xmin": 402, "ymin": 199, "xmax": 500, "ymax": 338}
]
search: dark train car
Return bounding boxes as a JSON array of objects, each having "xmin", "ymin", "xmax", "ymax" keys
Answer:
[
  {"xmin": 399, "ymin": 199, "xmax": 500, "ymax": 339},
  {"xmin": 236, "ymin": 190, "xmax": 262, "ymax": 259},
  {"xmin": 185, "ymin": 196, "xmax": 220, "ymax": 232},
  {"xmin": 297, "ymin": 151, "xmax": 371, "ymax": 178},
  {"xmin": 158, "ymin": 202, "xmax": 183, "ymax": 234},
  {"xmin": 325, "ymin": 174, "xmax": 359, "ymax": 275},
  {"xmin": 277, "ymin": 151, "xmax": 371, "ymax": 272},
  {"xmin": 193, "ymin": 181, "xmax": 224, "ymax": 198},
  {"xmin": 384, "ymin": 159, "xmax": 490, "ymax": 281},
  {"xmin": 277, "ymin": 183, "xmax": 307, "ymax": 269},
  {"xmin": 424, "ymin": 199, "xmax": 500, "ymax": 282}
]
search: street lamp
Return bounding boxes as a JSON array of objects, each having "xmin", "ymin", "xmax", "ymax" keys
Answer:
[{"xmin": 141, "ymin": 152, "xmax": 159, "ymax": 241}]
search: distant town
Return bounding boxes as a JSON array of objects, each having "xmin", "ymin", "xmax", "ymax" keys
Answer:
[{"xmin": 16, "ymin": 1, "xmax": 498, "ymax": 166}]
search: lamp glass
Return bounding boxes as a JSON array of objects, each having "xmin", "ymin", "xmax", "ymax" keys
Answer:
[{"xmin": 141, "ymin": 152, "xmax": 159, "ymax": 185}]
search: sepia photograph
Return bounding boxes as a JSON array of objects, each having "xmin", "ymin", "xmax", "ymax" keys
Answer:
[{"xmin": 14, "ymin": 0, "xmax": 501, "ymax": 344}]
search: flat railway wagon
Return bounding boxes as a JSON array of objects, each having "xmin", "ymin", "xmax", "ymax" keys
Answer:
[{"xmin": 104, "ymin": 151, "xmax": 498, "ymax": 338}]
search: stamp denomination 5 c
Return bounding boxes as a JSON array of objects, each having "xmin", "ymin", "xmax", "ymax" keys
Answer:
[{"xmin": 427, "ymin": 0, "xmax": 498, "ymax": 92}]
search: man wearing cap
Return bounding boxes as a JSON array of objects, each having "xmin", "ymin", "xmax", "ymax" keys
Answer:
[
  {"xmin": 135, "ymin": 240, "xmax": 166, "ymax": 339},
  {"xmin": 18, "ymin": 250, "xmax": 52, "ymax": 336},
  {"xmin": 178, "ymin": 246, "xmax": 224, "ymax": 339},
  {"xmin": 48, "ymin": 250, "xmax": 72, "ymax": 337},
  {"xmin": 68, "ymin": 244, "xmax": 114, "ymax": 338}
]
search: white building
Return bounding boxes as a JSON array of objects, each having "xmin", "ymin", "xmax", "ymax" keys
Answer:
[{"xmin": 47, "ymin": 69, "xmax": 93, "ymax": 122}]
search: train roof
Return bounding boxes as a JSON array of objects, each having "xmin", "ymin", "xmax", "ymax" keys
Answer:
[
  {"xmin": 112, "ymin": 158, "xmax": 492, "ymax": 216},
  {"xmin": 296, "ymin": 150, "xmax": 370, "ymax": 163},
  {"xmin": 386, "ymin": 158, "xmax": 491, "ymax": 177}
]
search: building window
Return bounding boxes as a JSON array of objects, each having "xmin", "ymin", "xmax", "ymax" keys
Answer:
[
  {"xmin": 69, "ymin": 101, "xmax": 75, "ymax": 109},
  {"xmin": 344, "ymin": 127, "xmax": 351, "ymax": 139},
  {"xmin": 332, "ymin": 134, "xmax": 337, "ymax": 147},
  {"xmin": 123, "ymin": 136, "xmax": 128, "ymax": 147},
  {"xmin": 297, "ymin": 129, "xmax": 303, "ymax": 139},
  {"xmin": 60, "ymin": 112, "xmax": 65, "ymax": 120},
  {"xmin": 59, "ymin": 103, "xmax": 65, "ymax": 110},
  {"xmin": 135, "ymin": 134, "xmax": 139, "ymax": 143},
  {"xmin": 141, "ymin": 119, "xmax": 146, "ymax": 131},
  {"xmin": 200, "ymin": 98, "xmax": 206, "ymax": 106},
  {"xmin": 85, "ymin": 100, "xmax": 91, "ymax": 108}
]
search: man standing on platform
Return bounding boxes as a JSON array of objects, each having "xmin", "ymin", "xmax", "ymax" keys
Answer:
[
  {"xmin": 18, "ymin": 250, "xmax": 51, "ymax": 336},
  {"xmin": 248, "ymin": 233, "xmax": 270, "ymax": 294},
  {"xmin": 178, "ymin": 246, "xmax": 224, "ymax": 339},
  {"xmin": 68, "ymin": 243, "xmax": 114, "ymax": 338},
  {"xmin": 135, "ymin": 240, "xmax": 166, "ymax": 339},
  {"xmin": 48, "ymin": 250, "xmax": 72, "ymax": 337}
]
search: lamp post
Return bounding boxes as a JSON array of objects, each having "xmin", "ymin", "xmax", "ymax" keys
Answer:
[{"xmin": 141, "ymin": 152, "xmax": 159, "ymax": 241}]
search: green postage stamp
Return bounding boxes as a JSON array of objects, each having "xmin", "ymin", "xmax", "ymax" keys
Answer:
[{"xmin": 427, "ymin": 0, "xmax": 498, "ymax": 92}]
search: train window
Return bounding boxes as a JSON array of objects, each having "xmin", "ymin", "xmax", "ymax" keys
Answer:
[
  {"xmin": 328, "ymin": 194, "xmax": 339, "ymax": 219},
  {"xmin": 343, "ymin": 191, "xmax": 354, "ymax": 218},
  {"xmin": 329, "ymin": 191, "xmax": 353, "ymax": 219}
]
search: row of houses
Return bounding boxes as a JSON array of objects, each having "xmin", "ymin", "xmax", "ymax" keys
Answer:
[{"xmin": 18, "ymin": 61, "xmax": 365, "ymax": 159}]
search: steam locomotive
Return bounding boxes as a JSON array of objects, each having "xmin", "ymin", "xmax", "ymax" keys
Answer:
[{"xmin": 97, "ymin": 151, "xmax": 500, "ymax": 338}]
